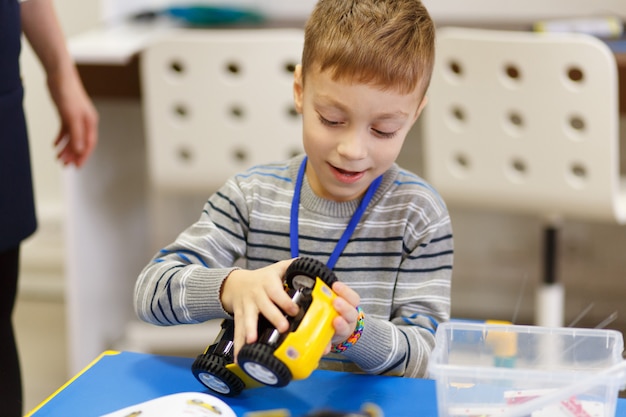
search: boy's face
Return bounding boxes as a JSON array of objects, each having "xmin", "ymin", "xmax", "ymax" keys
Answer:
[{"xmin": 293, "ymin": 65, "xmax": 427, "ymax": 202}]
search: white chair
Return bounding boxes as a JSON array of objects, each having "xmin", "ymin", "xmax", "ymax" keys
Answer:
[
  {"xmin": 132, "ymin": 29, "xmax": 304, "ymax": 353},
  {"xmin": 423, "ymin": 27, "xmax": 626, "ymax": 327},
  {"xmin": 141, "ymin": 28, "xmax": 304, "ymax": 193}
]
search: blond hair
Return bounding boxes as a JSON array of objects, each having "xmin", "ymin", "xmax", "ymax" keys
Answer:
[{"xmin": 302, "ymin": 0, "xmax": 435, "ymax": 97}]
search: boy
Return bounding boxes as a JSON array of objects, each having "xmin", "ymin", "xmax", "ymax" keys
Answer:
[{"xmin": 134, "ymin": 0, "xmax": 452, "ymax": 378}]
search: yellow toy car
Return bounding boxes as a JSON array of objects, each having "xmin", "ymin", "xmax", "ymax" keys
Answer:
[{"xmin": 192, "ymin": 257, "xmax": 339, "ymax": 396}]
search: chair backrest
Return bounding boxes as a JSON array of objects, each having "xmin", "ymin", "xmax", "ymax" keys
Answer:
[
  {"xmin": 141, "ymin": 29, "xmax": 304, "ymax": 193},
  {"xmin": 423, "ymin": 27, "xmax": 626, "ymax": 223}
]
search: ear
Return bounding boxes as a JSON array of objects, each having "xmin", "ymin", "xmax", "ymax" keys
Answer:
[
  {"xmin": 413, "ymin": 95, "xmax": 429, "ymax": 122},
  {"xmin": 293, "ymin": 64, "xmax": 304, "ymax": 114}
]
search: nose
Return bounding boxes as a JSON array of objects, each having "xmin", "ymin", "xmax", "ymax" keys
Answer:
[{"xmin": 336, "ymin": 128, "xmax": 367, "ymax": 160}]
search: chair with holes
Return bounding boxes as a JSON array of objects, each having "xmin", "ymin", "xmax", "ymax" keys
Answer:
[
  {"xmin": 423, "ymin": 27, "xmax": 626, "ymax": 327},
  {"xmin": 130, "ymin": 29, "xmax": 305, "ymax": 354},
  {"xmin": 141, "ymin": 29, "xmax": 304, "ymax": 193}
]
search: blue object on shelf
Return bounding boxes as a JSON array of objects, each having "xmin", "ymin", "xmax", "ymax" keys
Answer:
[
  {"xmin": 166, "ymin": 5, "xmax": 264, "ymax": 26},
  {"xmin": 606, "ymin": 39, "xmax": 626, "ymax": 54}
]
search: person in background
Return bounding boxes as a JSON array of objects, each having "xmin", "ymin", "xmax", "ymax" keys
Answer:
[
  {"xmin": 134, "ymin": 0, "xmax": 452, "ymax": 379},
  {"xmin": 0, "ymin": 0, "xmax": 98, "ymax": 414}
]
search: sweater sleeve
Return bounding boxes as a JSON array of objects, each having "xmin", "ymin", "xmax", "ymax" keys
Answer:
[
  {"xmin": 337, "ymin": 195, "xmax": 453, "ymax": 378},
  {"xmin": 134, "ymin": 180, "xmax": 249, "ymax": 325}
]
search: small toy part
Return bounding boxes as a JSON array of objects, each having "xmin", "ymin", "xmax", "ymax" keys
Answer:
[
  {"xmin": 192, "ymin": 257, "xmax": 339, "ymax": 396},
  {"xmin": 242, "ymin": 403, "xmax": 383, "ymax": 417},
  {"xmin": 484, "ymin": 320, "xmax": 517, "ymax": 368},
  {"xmin": 243, "ymin": 410, "xmax": 290, "ymax": 417}
]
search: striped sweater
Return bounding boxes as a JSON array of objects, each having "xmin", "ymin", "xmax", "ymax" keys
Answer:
[{"xmin": 134, "ymin": 154, "xmax": 453, "ymax": 377}]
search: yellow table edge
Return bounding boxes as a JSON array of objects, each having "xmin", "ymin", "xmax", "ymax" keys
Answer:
[{"xmin": 24, "ymin": 350, "xmax": 122, "ymax": 417}]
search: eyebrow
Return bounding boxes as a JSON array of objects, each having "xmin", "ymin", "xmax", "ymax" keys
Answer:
[{"xmin": 315, "ymin": 95, "xmax": 410, "ymax": 120}]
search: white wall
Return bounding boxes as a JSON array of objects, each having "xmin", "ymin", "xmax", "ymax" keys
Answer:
[
  {"xmin": 423, "ymin": 0, "xmax": 626, "ymax": 24},
  {"xmin": 100, "ymin": 0, "xmax": 626, "ymax": 25}
]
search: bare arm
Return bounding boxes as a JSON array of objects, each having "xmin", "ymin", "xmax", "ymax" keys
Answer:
[{"xmin": 21, "ymin": 0, "xmax": 98, "ymax": 167}]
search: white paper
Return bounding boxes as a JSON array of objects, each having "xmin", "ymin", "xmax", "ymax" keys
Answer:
[{"xmin": 99, "ymin": 392, "xmax": 237, "ymax": 417}]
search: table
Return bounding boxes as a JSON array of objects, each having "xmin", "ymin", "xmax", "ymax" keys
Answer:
[
  {"xmin": 25, "ymin": 350, "xmax": 626, "ymax": 417},
  {"xmin": 25, "ymin": 351, "xmax": 439, "ymax": 417}
]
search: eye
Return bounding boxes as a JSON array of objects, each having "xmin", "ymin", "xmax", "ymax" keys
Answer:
[
  {"xmin": 318, "ymin": 114, "xmax": 342, "ymax": 127},
  {"xmin": 372, "ymin": 128, "xmax": 398, "ymax": 139}
]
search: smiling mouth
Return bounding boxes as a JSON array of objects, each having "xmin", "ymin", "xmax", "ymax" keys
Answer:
[
  {"xmin": 330, "ymin": 164, "xmax": 366, "ymax": 184},
  {"xmin": 335, "ymin": 167, "xmax": 361, "ymax": 177}
]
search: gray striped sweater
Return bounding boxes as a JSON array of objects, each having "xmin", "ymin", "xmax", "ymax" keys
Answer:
[{"xmin": 134, "ymin": 154, "xmax": 453, "ymax": 378}]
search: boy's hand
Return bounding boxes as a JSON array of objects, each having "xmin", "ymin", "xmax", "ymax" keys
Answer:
[
  {"xmin": 329, "ymin": 281, "xmax": 362, "ymax": 347},
  {"xmin": 220, "ymin": 259, "xmax": 299, "ymax": 358}
]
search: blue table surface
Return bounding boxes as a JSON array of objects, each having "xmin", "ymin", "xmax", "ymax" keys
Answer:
[
  {"xmin": 26, "ymin": 351, "xmax": 439, "ymax": 417},
  {"xmin": 27, "ymin": 351, "xmax": 626, "ymax": 417}
]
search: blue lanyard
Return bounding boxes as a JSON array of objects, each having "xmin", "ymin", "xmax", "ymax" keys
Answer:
[{"xmin": 290, "ymin": 157, "xmax": 383, "ymax": 270}]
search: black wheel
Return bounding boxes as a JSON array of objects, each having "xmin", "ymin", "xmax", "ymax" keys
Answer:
[
  {"xmin": 285, "ymin": 257, "xmax": 337, "ymax": 290},
  {"xmin": 238, "ymin": 343, "xmax": 292, "ymax": 387},
  {"xmin": 192, "ymin": 353, "xmax": 245, "ymax": 396}
]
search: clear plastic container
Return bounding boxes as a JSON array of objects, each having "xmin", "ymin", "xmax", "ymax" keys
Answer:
[{"xmin": 428, "ymin": 322, "xmax": 626, "ymax": 417}]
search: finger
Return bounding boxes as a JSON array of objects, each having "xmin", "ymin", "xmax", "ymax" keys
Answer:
[
  {"xmin": 54, "ymin": 130, "xmax": 80, "ymax": 167},
  {"xmin": 276, "ymin": 258, "xmax": 297, "ymax": 269},
  {"xmin": 54, "ymin": 130, "xmax": 69, "ymax": 158},
  {"xmin": 333, "ymin": 296, "xmax": 359, "ymax": 323},
  {"xmin": 241, "ymin": 303, "xmax": 260, "ymax": 345},
  {"xmin": 56, "ymin": 146, "xmax": 74, "ymax": 166},
  {"xmin": 332, "ymin": 315, "xmax": 354, "ymax": 343},
  {"xmin": 54, "ymin": 129, "xmax": 66, "ymax": 147},
  {"xmin": 68, "ymin": 117, "xmax": 86, "ymax": 155},
  {"xmin": 73, "ymin": 115, "xmax": 98, "ymax": 167},
  {"xmin": 270, "ymin": 287, "xmax": 299, "ymax": 317},
  {"xmin": 264, "ymin": 259, "xmax": 299, "ymax": 317},
  {"xmin": 332, "ymin": 281, "xmax": 360, "ymax": 307},
  {"xmin": 77, "ymin": 118, "xmax": 98, "ymax": 166},
  {"xmin": 233, "ymin": 321, "xmax": 246, "ymax": 362},
  {"xmin": 256, "ymin": 295, "xmax": 291, "ymax": 334},
  {"xmin": 230, "ymin": 297, "xmax": 258, "ymax": 357},
  {"xmin": 62, "ymin": 125, "xmax": 86, "ymax": 168}
]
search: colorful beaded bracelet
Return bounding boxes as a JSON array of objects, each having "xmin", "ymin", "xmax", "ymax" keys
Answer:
[{"xmin": 331, "ymin": 306, "xmax": 365, "ymax": 353}]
